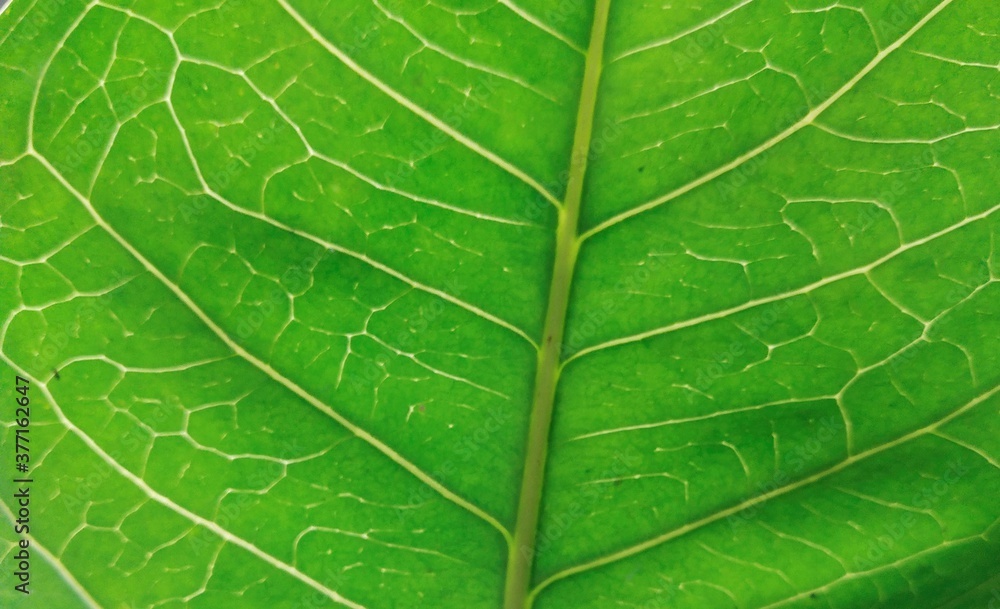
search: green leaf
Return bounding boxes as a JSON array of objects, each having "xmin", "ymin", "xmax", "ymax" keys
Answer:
[{"xmin": 1, "ymin": 0, "xmax": 998, "ymax": 608}]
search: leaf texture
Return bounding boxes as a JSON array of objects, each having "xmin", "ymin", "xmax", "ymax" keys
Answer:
[{"xmin": 0, "ymin": 0, "xmax": 998, "ymax": 608}]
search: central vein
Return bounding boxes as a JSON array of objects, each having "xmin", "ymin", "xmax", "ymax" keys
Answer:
[{"xmin": 503, "ymin": 2, "xmax": 612, "ymax": 607}]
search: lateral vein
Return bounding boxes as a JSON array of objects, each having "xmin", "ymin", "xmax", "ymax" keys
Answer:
[
  {"xmin": 567, "ymin": 202, "xmax": 1000, "ymax": 363},
  {"xmin": 159, "ymin": 101, "xmax": 539, "ymax": 348},
  {"xmin": 529, "ymin": 383, "xmax": 1000, "ymax": 600},
  {"xmin": 0, "ymin": 499, "xmax": 103, "ymax": 609},
  {"xmin": 29, "ymin": 150, "xmax": 512, "ymax": 544},
  {"xmin": 274, "ymin": 0, "xmax": 562, "ymax": 209},
  {"xmin": 581, "ymin": 0, "xmax": 956, "ymax": 241},
  {"xmin": 0, "ymin": 365, "xmax": 367, "ymax": 609}
]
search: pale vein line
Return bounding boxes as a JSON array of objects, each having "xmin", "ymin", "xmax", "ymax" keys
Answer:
[
  {"xmin": 0, "ymin": 500, "xmax": 103, "ymax": 609},
  {"xmin": 159, "ymin": 78, "xmax": 538, "ymax": 348},
  {"xmin": 932, "ymin": 430, "xmax": 1000, "ymax": 470},
  {"xmin": 79, "ymin": 1, "xmax": 539, "ymax": 231},
  {"xmin": 192, "ymin": 165, "xmax": 538, "ymax": 348},
  {"xmin": 52, "ymin": 354, "xmax": 231, "ymax": 375},
  {"xmin": 0, "ymin": 364, "xmax": 367, "ymax": 609},
  {"xmin": 26, "ymin": 0, "xmax": 97, "ymax": 145},
  {"xmin": 757, "ymin": 522, "xmax": 850, "ymax": 571},
  {"xmin": 529, "ymin": 383, "xmax": 1000, "ymax": 601},
  {"xmin": 364, "ymin": 332, "xmax": 510, "ymax": 398},
  {"xmin": 834, "ymin": 486, "xmax": 946, "ymax": 526},
  {"xmin": 758, "ymin": 534, "xmax": 990, "ymax": 609},
  {"xmin": 581, "ymin": 0, "xmax": 955, "ymax": 241},
  {"xmin": 570, "ymin": 397, "xmax": 829, "ymax": 441},
  {"xmin": 813, "ymin": 121, "xmax": 999, "ymax": 145},
  {"xmin": 28, "ymin": 151, "xmax": 513, "ymax": 543},
  {"xmin": 373, "ymin": 0, "xmax": 559, "ymax": 103},
  {"xmin": 0, "ymin": 0, "xmax": 43, "ymax": 49},
  {"xmin": 89, "ymin": 3, "xmax": 536, "ymax": 344},
  {"xmin": 127, "ymin": 53, "xmax": 532, "ymax": 226},
  {"xmin": 21, "ymin": 0, "xmax": 513, "ymax": 543},
  {"xmin": 0, "ymin": 5, "xmax": 30, "ymax": 52},
  {"xmin": 497, "ymin": 0, "xmax": 585, "ymax": 54},
  {"xmin": 912, "ymin": 49, "xmax": 1000, "ymax": 70},
  {"xmin": 567, "ymin": 202, "xmax": 999, "ymax": 364},
  {"xmin": 611, "ymin": 0, "xmax": 758, "ymax": 62},
  {"xmin": 30, "ymin": 3, "xmax": 537, "ymax": 350},
  {"xmin": 698, "ymin": 541, "xmax": 793, "ymax": 585},
  {"xmin": 275, "ymin": 0, "xmax": 562, "ymax": 209}
]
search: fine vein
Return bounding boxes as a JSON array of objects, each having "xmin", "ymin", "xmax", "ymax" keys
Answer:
[
  {"xmin": 30, "ymin": 151, "xmax": 511, "ymax": 544},
  {"xmin": 274, "ymin": 0, "xmax": 562, "ymax": 209},
  {"xmin": 529, "ymin": 383, "xmax": 1000, "ymax": 601},
  {"xmin": 581, "ymin": 0, "xmax": 955, "ymax": 241},
  {"xmin": 0, "ymin": 363, "xmax": 366, "ymax": 609},
  {"xmin": 0, "ymin": 499, "xmax": 102, "ymax": 609},
  {"xmin": 502, "ymin": 1, "xmax": 611, "ymax": 608}
]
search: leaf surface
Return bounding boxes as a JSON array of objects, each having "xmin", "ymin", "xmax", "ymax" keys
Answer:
[{"xmin": 0, "ymin": 0, "xmax": 998, "ymax": 608}]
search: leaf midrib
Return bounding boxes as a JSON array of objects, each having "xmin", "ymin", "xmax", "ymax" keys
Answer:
[{"xmin": 503, "ymin": 2, "xmax": 612, "ymax": 608}]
